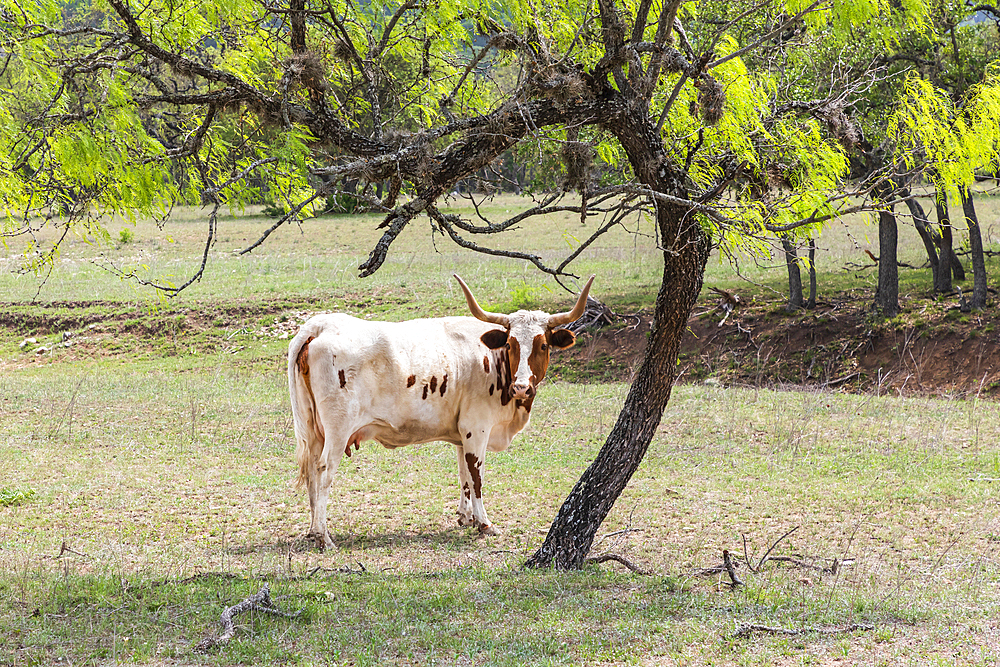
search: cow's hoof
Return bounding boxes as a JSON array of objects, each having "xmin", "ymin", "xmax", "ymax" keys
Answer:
[
  {"xmin": 478, "ymin": 523, "xmax": 499, "ymax": 536},
  {"xmin": 306, "ymin": 530, "xmax": 334, "ymax": 551},
  {"xmin": 456, "ymin": 513, "xmax": 476, "ymax": 527}
]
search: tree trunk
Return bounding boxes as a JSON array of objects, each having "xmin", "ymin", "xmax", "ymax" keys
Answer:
[
  {"xmin": 525, "ymin": 105, "xmax": 710, "ymax": 569},
  {"xmin": 934, "ymin": 193, "xmax": 955, "ymax": 293},
  {"xmin": 959, "ymin": 186, "xmax": 988, "ymax": 309},
  {"xmin": 781, "ymin": 235, "xmax": 804, "ymax": 311},
  {"xmin": 950, "ymin": 242, "xmax": 967, "ymax": 282},
  {"xmin": 902, "ymin": 191, "xmax": 940, "ymax": 287},
  {"xmin": 807, "ymin": 238, "xmax": 817, "ymax": 309},
  {"xmin": 524, "ymin": 199, "xmax": 709, "ymax": 569},
  {"xmin": 873, "ymin": 185, "xmax": 899, "ymax": 316}
]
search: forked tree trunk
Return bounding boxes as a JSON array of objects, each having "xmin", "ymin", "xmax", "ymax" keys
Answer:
[
  {"xmin": 873, "ymin": 183, "xmax": 900, "ymax": 316},
  {"xmin": 781, "ymin": 235, "xmax": 804, "ymax": 311},
  {"xmin": 959, "ymin": 186, "xmax": 988, "ymax": 309}
]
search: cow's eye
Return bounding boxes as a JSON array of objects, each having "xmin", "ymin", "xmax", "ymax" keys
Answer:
[{"xmin": 540, "ymin": 344, "xmax": 548, "ymax": 351}]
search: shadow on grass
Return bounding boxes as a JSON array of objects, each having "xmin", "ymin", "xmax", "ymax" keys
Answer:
[{"xmin": 227, "ymin": 526, "xmax": 482, "ymax": 557}]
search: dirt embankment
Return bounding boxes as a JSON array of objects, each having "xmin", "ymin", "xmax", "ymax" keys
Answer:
[
  {"xmin": 555, "ymin": 293, "xmax": 1000, "ymax": 397},
  {"xmin": 4, "ymin": 293, "xmax": 998, "ymax": 397}
]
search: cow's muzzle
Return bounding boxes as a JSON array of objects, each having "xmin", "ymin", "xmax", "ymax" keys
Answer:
[{"xmin": 510, "ymin": 383, "xmax": 535, "ymax": 400}]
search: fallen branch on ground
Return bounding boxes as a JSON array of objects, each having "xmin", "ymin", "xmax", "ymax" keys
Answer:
[
  {"xmin": 193, "ymin": 583, "xmax": 302, "ymax": 653},
  {"xmin": 691, "ymin": 527, "xmax": 847, "ymax": 582},
  {"xmin": 56, "ymin": 541, "xmax": 88, "ymax": 559},
  {"xmin": 585, "ymin": 553, "xmax": 652, "ymax": 575}
]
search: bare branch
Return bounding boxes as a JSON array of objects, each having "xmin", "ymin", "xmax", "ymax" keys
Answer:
[
  {"xmin": 428, "ymin": 205, "xmax": 571, "ymax": 278},
  {"xmin": 585, "ymin": 553, "xmax": 653, "ymax": 574},
  {"xmin": 239, "ymin": 189, "xmax": 327, "ymax": 256},
  {"xmin": 374, "ymin": 0, "xmax": 419, "ymax": 58}
]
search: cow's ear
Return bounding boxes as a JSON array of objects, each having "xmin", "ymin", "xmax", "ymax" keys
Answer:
[
  {"xmin": 481, "ymin": 329, "xmax": 509, "ymax": 349},
  {"xmin": 548, "ymin": 328, "xmax": 576, "ymax": 350}
]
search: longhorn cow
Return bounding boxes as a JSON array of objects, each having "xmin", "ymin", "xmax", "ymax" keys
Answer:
[{"xmin": 288, "ymin": 274, "xmax": 595, "ymax": 548}]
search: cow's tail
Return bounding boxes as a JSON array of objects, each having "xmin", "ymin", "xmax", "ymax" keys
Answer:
[{"xmin": 288, "ymin": 331, "xmax": 324, "ymax": 489}]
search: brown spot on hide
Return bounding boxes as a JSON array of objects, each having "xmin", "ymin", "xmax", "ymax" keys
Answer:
[
  {"xmin": 407, "ymin": 374, "xmax": 416, "ymax": 388},
  {"xmin": 463, "ymin": 482, "xmax": 471, "ymax": 500},
  {"xmin": 440, "ymin": 374, "xmax": 448, "ymax": 395},
  {"xmin": 465, "ymin": 453, "xmax": 483, "ymax": 498},
  {"xmin": 495, "ymin": 344, "xmax": 514, "ymax": 406},
  {"xmin": 422, "ymin": 384, "xmax": 428, "ymax": 400},
  {"xmin": 430, "ymin": 376, "xmax": 438, "ymax": 394},
  {"xmin": 483, "ymin": 356, "xmax": 490, "ymax": 373},
  {"xmin": 338, "ymin": 369, "xmax": 347, "ymax": 388}
]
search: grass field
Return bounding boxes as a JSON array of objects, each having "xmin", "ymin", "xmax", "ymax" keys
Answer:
[{"xmin": 2, "ymin": 190, "xmax": 1000, "ymax": 665}]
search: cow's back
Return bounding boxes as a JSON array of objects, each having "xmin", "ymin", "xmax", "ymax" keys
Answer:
[{"xmin": 292, "ymin": 313, "xmax": 504, "ymax": 447}]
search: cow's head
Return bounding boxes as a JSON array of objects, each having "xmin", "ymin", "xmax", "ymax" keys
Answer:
[{"xmin": 454, "ymin": 274, "xmax": 595, "ymax": 401}]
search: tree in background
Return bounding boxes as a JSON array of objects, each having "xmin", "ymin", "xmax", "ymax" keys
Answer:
[
  {"xmin": 891, "ymin": 70, "xmax": 1000, "ymax": 310},
  {"xmin": 1, "ymin": 0, "xmax": 971, "ymax": 567}
]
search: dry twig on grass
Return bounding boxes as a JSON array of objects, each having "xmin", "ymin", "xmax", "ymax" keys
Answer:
[
  {"xmin": 693, "ymin": 527, "xmax": 845, "ymax": 584},
  {"xmin": 56, "ymin": 540, "xmax": 88, "ymax": 559},
  {"xmin": 723, "ymin": 549, "xmax": 743, "ymax": 587},
  {"xmin": 193, "ymin": 583, "xmax": 302, "ymax": 653}
]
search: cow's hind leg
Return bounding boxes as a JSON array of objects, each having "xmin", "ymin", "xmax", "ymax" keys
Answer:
[{"xmin": 302, "ymin": 428, "xmax": 347, "ymax": 549}]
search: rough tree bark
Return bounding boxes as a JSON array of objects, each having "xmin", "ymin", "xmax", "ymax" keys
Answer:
[
  {"xmin": 806, "ymin": 238, "xmax": 817, "ymax": 309},
  {"xmin": 934, "ymin": 192, "xmax": 956, "ymax": 293},
  {"xmin": 525, "ymin": 199, "xmax": 710, "ymax": 569},
  {"xmin": 873, "ymin": 183, "xmax": 900, "ymax": 316},
  {"xmin": 781, "ymin": 235, "xmax": 804, "ymax": 311},
  {"xmin": 524, "ymin": 87, "xmax": 712, "ymax": 568},
  {"xmin": 959, "ymin": 186, "xmax": 988, "ymax": 309}
]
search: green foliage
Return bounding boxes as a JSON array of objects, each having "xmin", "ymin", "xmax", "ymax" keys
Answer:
[
  {"xmin": 0, "ymin": 0, "xmax": 994, "ymax": 293},
  {"xmin": 0, "ymin": 486, "xmax": 36, "ymax": 506},
  {"xmin": 891, "ymin": 66, "xmax": 1000, "ymax": 196}
]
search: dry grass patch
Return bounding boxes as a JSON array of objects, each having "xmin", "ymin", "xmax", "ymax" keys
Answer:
[{"xmin": 3, "ymin": 361, "xmax": 1000, "ymax": 664}]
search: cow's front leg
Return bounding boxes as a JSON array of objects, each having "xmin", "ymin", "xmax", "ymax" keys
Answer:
[
  {"xmin": 457, "ymin": 430, "xmax": 497, "ymax": 536},
  {"xmin": 454, "ymin": 444, "xmax": 476, "ymax": 527}
]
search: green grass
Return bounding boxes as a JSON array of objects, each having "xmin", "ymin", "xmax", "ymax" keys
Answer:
[
  {"xmin": 3, "ymin": 188, "xmax": 998, "ymax": 313},
  {"xmin": 3, "ymin": 364, "xmax": 1000, "ymax": 664},
  {"xmin": 2, "ymin": 189, "xmax": 1000, "ymax": 665}
]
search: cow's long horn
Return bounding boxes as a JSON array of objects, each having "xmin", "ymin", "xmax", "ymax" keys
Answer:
[
  {"xmin": 548, "ymin": 275, "xmax": 595, "ymax": 327},
  {"xmin": 453, "ymin": 274, "xmax": 510, "ymax": 326}
]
